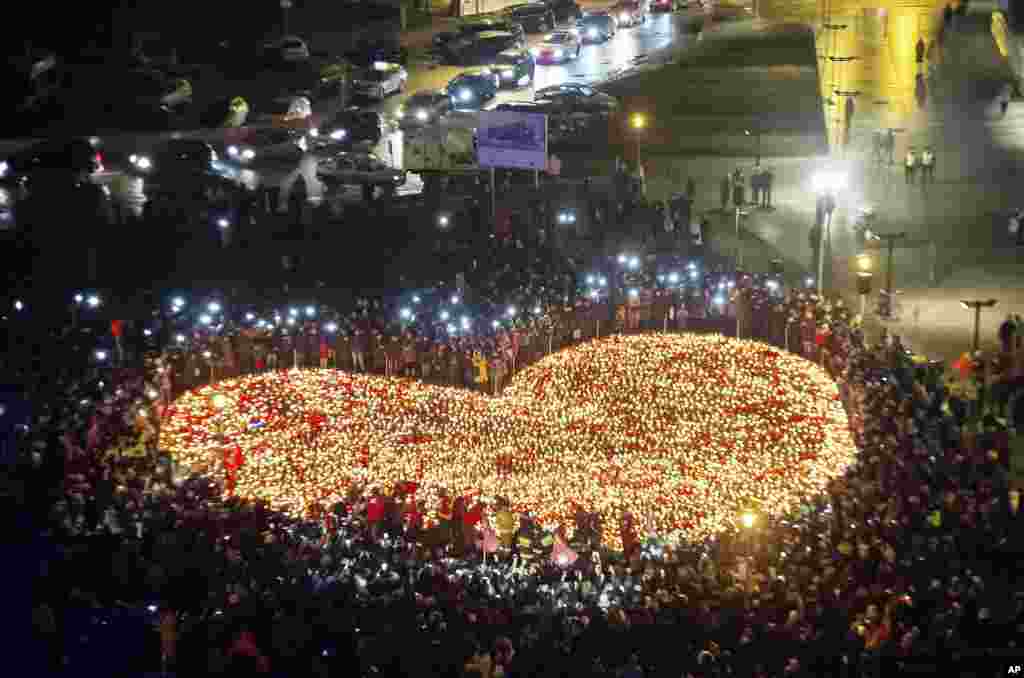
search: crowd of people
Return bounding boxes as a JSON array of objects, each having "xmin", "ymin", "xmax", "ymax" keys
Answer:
[{"xmin": 8, "ymin": 259, "xmax": 1024, "ymax": 678}]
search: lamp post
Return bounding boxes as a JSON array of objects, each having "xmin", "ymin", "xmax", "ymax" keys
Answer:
[
  {"xmin": 874, "ymin": 231, "xmax": 906, "ymax": 318},
  {"xmin": 735, "ymin": 208, "xmax": 749, "ymax": 271},
  {"xmin": 280, "ymin": 0, "xmax": 293, "ymax": 35},
  {"xmin": 960, "ymin": 299, "xmax": 998, "ymax": 353},
  {"xmin": 744, "ymin": 128, "xmax": 761, "ymax": 165},
  {"xmin": 811, "ymin": 170, "xmax": 846, "ymax": 296},
  {"xmin": 628, "ymin": 112, "xmax": 647, "ymax": 201}
]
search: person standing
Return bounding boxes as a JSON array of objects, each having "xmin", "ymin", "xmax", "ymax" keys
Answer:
[
  {"xmin": 763, "ymin": 167, "xmax": 774, "ymax": 208},
  {"xmin": 720, "ymin": 175, "xmax": 731, "ymax": 212},
  {"xmin": 686, "ymin": 176, "xmax": 696, "ymax": 206},
  {"xmin": 999, "ymin": 314, "xmax": 1017, "ymax": 353},
  {"xmin": 920, "ymin": 146, "xmax": 935, "ymax": 184},
  {"xmin": 750, "ymin": 164, "xmax": 762, "ymax": 207},
  {"xmin": 904, "ymin": 147, "xmax": 918, "ymax": 184},
  {"xmin": 916, "ymin": 37, "xmax": 926, "ymax": 64},
  {"xmin": 886, "ymin": 129, "xmax": 896, "ymax": 165},
  {"xmin": 351, "ymin": 329, "xmax": 367, "ymax": 372}
]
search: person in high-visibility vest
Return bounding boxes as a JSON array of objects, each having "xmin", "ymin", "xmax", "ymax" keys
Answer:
[{"xmin": 473, "ymin": 351, "xmax": 488, "ymax": 386}]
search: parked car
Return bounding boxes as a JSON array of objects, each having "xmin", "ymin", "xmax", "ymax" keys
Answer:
[
  {"xmin": 447, "ymin": 30, "xmax": 526, "ymax": 65},
  {"xmin": 1, "ymin": 138, "xmax": 104, "ymax": 186},
  {"xmin": 532, "ymin": 30, "xmax": 581, "ymax": 63},
  {"xmin": 312, "ymin": 109, "xmax": 384, "ymax": 145},
  {"xmin": 251, "ymin": 95, "xmax": 313, "ymax": 127},
  {"xmin": 131, "ymin": 139, "xmax": 218, "ymax": 179},
  {"xmin": 315, "ymin": 151, "xmax": 406, "ymax": 191},
  {"xmin": 447, "ymin": 69, "xmax": 500, "ymax": 110},
  {"xmin": 353, "ymin": 62, "xmax": 407, "ymax": 100},
  {"xmin": 345, "ymin": 40, "xmax": 408, "ymax": 66},
  {"xmin": 397, "ymin": 90, "xmax": 452, "ymax": 128},
  {"xmin": 495, "ymin": 100, "xmax": 553, "ymax": 114},
  {"xmin": 263, "ymin": 35, "xmax": 310, "ymax": 62},
  {"xmin": 126, "ymin": 68, "xmax": 192, "ymax": 111},
  {"xmin": 222, "ymin": 128, "xmax": 308, "ymax": 166},
  {"xmin": 612, "ymin": 0, "xmax": 647, "ymax": 26},
  {"xmin": 435, "ymin": 18, "xmax": 526, "ymax": 52},
  {"xmin": 535, "ymin": 83, "xmax": 618, "ymax": 113},
  {"xmin": 577, "ymin": 12, "xmax": 617, "ymax": 42},
  {"xmin": 489, "ymin": 48, "xmax": 536, "ymax": 88},
  {"xmin": 542, "ymin": 0, "xmax": 583, "ymax": 23},
  {"xmin": 507, "ymin": 3, "xmax": 557, "ymax": 33}
]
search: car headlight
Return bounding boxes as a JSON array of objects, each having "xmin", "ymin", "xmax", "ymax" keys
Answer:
[
  {"xmin": 0, "ymin": 161, "xmax": 8, "ymax": 178},
  {"xmin": 135, "ymin": 155, "xmax": 152, "ymax": 170},
  {"xmin": 227, "ymin": 145, "xmax": 240, "ymax": 157},
  {"xmin": 459, "ymin": 88, "xmax": 473, "ymax": 102},
  {"xmin": 330, "ymin": 129, "xmax": 346, "ymax": 140},
  {"xmin": 239, "ymin": 149, "xmax": 254, "ymax": 161},
  {"xmin": 416, "ymin": 109, "xmax": 429, "ymax": 121},
  {"xmin": 310, "ymin": 127, "xmax": 320, "ymax": 137},
  {"xmin": 0, "ymin": 188, "xmax": 9, "ymax": 206},
  {"xmin": 620, "ymin": 12, "xmax": 630, "ymax": 21},
  {"xmin": 554, "ymin": 49, "xmax": 564, "ymax": 58}
]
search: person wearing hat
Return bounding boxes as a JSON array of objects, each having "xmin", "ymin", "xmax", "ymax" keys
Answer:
[{"xmin": 905, "ymin": 147, "xmax": 918, "ymax": 184}]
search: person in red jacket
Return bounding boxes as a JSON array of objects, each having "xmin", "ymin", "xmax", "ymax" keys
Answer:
[{"xmin": 367, "ymin": 488, "xmax": 386, "ymax": 540}]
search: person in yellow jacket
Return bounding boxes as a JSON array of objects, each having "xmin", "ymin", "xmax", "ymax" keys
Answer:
[
  {"xmin": 496, "ymin": 501, "xmax": 517, "ymax": 549},
  {"xmin": 473, "ymin": 351, "xmax": 489, "ymax": 386}
]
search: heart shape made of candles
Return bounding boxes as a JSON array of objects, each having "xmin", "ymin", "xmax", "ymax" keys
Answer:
[{"xmin": 163, "ymin": 333, "xmax": 856, "ymax": 548}]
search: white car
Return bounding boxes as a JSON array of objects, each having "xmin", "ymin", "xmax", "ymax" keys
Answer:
[
  {"xmin": 264, "ymin": 35, "xmax": 311, "ymax": 62},
  {"xmin": 353, "ymin": 62, "xmax": 408, "ymax": 100},
  {"xmin": 532, "ymin": 30, "xmax": 582, "ymax": 63}
]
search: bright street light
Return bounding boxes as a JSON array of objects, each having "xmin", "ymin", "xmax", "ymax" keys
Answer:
[
  {"xmin": 400, "ymin": 308, "xmax": 412, "ymax": 319},
  {"xmin": 811, "ymin": 170, "xmax": 847, "ymax": 195},
  {"xmin": 507, "ymin": 306, "xmax": 517, "ymax": 317},
  {"xmin": 199, "ymin": 314, "xmax": 213, "ymax": 325},
  {"xmin": 208, "ymin": 302, "xmax": 221, "ymax": 313},
  {"xmin": 305, "ymin": 305, "xmax": 316, "ymax": 317},
  {"xmin": 440, "ymin": 310, "xmax": 450, "ymax": 321},
  {"xmin": 86, "ymin": 295, "xmax": 101, "ymax": 308},
  {"xmin": 451, "ymin": 295, "xmax": 460, "ymax": 305},
  {"xmin": 74, "ymin": 293, "xmax": 84, "ymax": 304}
]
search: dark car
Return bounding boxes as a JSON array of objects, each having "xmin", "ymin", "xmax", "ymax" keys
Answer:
[
  {"xmin": 490, "ymin": 48, "xmax": 535, "ymax": 88},
  {"xmin": 543, "ymin": 0, "xmax": 583, "ymax": 23},
  {"xmin": 345, "ymin": 40, "xmax": 408, "ymax": 66},
  {"xmin": 435, "ymin": 18, "xmax": 526, "ymax": 51},
  {"xmin": 398, "ymin": 90, "xmax": 451, "ymax": 128},
  {"xmin": 535, "ymin": 83, "xmax": 618, "ymax": 114},
  {"xmin": 447, "ymin": 69, "xmax": 500, "ymax": 110},
  {"xmin": 313, "ymin": 109, "xmax": 384, "ymax": 145},
  {"xmin": 448, "ymin": 31, "xmax": 527, "ymax": 65},
  {"xmin": 150, "ymin": 139, "xmax": 220, "ymax": 178},
  {"xmin": 507, "ymin": 3, "xmax": 557, "ymax": 33},
  {"xmin": 612, "ymin": 0, "xmax": 647, "ymax": 26},
  {"xmin": 495, "ymin": 100, "xmax": 555, "ymax": 114},
  {"xmin": 577, "ymin": 13, "xmax": 617, "ymax": 42},
  {"xmin": 1, "ymin": 138, "xmax": 104, "ymax": 185}
]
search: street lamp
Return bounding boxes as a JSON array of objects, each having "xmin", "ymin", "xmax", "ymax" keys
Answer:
[
  {"xmin": 811, "ymin": 169, "xmax": 847, "ymax": 295},
  {"xmin": 874, "ymin": 231, "xmax": 906, "ymax": 317},
  {"xmin": 735, "ymin": 208, "xmax": 749, "ymax": 271},
  {"xmin": 744, "ymin": 128, "xmax": 761, "ymax": 165},
  {"xmin": 960, "ymin": 299, "xmax": 998, "ymax": 353}
]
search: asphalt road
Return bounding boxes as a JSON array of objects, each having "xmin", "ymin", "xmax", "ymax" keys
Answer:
[{"xmin": 367, "ymin": 10, "xmax": 699, "ymax": 170}]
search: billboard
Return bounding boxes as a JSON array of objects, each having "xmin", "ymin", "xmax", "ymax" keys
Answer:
[
  {"xmin": 476, "ymin": 111, "xmax": 547, "ymax": 171},
  {"xmin": 403, "ymin": 122, "xmax": 477, "ymax": 171}
]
